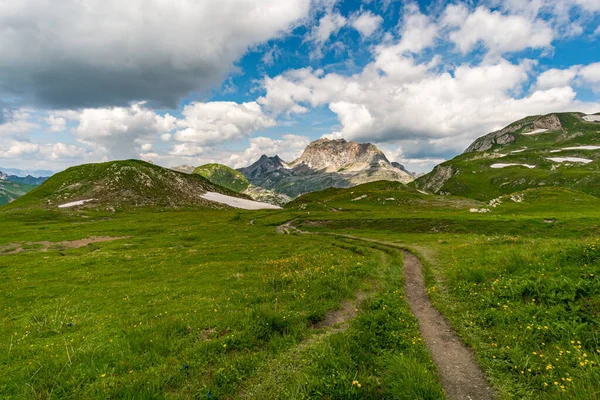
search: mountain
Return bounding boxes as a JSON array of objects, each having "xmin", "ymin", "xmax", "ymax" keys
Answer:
[
  {"xmin": 238, "ymin": 138, "xmax": 414, "ymax": 198},
  {"xmin": 193, "ymin": 164, "xmax": 251, "ymax": 192},
  {"xmin": 414, "ymin": 112, "xmax": 600, "ymax": 200},
  {"xmin": 0, "ymin": 170, "xmax": 48, "ymax": 205},
  {"xmin": 192, "ymin": 163, "xmax": 291, "ymax": 206},
  {"xmin": 7, "ymin": 159, "xmax": 257, "ymax": 210},
  {"xmin": 0, "ymin": 177, "xmax": 36, "ymax": 206},
  {"xmin": 0, "ymin": 167, "xmax": 53, "ymax": 177}
]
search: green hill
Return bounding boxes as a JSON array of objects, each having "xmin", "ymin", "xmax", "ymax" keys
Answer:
[
  {"xmin": 7, "ymin": 159, "xmax": 246, "ymax": 210},
  {"xmin": 193, "ymin": 163, "xmax": 250, "ymax": 192},
  {"xmin": 0, "ymin": 180, "xmax": 36, "ymax": 206},
  {"xmin": 286, "ymin": 180, "xmax": 480, "ymax": 212},
  {"xmin": 414, "ymin": 112, "xmax": 600, "ymax": 200}
]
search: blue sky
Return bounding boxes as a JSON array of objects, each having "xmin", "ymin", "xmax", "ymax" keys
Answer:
[{"xmin": 0, "ymin": 0, "xmax": 599, "ymax": 174}]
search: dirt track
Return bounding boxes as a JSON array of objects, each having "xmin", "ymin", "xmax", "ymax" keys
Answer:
[
  {"xmin": 276, "ymin": 221, "xmax": 494, "ymax": 399},
  {"xmin": 402, "ymin": 250, "xmax": 494, "ymax": 400}
]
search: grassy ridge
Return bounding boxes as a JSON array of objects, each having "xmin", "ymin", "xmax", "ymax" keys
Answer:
[{"xmin": 193, "ymin": 164, "xmax": 250, "ymax": 193}]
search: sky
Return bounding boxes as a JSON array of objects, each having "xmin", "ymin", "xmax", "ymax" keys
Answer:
[{"xmin": 0, "ymin": 0, "xmax": 599, "ymax": 174}]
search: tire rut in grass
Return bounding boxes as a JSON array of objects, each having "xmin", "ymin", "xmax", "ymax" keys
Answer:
[{"xmin": 402, "ymin": 250, "xmax": 494, "ymax": 400}]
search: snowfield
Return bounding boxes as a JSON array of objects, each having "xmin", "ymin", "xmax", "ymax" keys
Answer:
[
  {"xmin": 547, "ymin": 157, "xmax": 593, "ymax": 164},
  {"xmin": 522, "ymin": 129, "xmax": 548, "ymax": 135},
  {"xmin": 583, "ymin": 115, "xmax": 600, "ymax": 122},
  {"xmin": 58, "ymin": 199, "xmax": 95, "ymax": 208},
  {"xmin": 201, "ymin": 192, "xmax": 281, "ymax": 210},
  {"xmin": 490, "ymin": 163, "xmax": 536, "ymax": 169}
]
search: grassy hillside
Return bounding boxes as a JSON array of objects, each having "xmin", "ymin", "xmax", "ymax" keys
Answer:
[
  {"xmin": 415, "ymin": 112, "xmax": 600, "ymax": 200},
  {"xmin": 7, "ymin": 159, "xmax": 246, "ymax": 210},
  {"xmin": 0, "ymin": 180, "xmax": 36, "ymax": 206},
  {"xmin": 193, "ymin": 163, "xmax": 250, "ymax": 192}
]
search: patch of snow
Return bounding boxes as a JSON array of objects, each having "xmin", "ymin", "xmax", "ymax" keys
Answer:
[
  {"xmin": 522, "ymin": 129, "xmax": 548, "ymax": 135},
  {"xmin": 510, "ymin": 149, "xmax": 527, "ymax": 153},
  {"xmin": 201, "ymin": 192, "xmax": 281, "ymax": 210},
  {"xmin": 583, "ymin": 115, "xmax": 600, "ymax": 122},
  {"xmin": 558, "ymin": 146, "xmax": 600, "ymax": 151},
  {"xmin": 470, "ymin": 208, "xmax": 491, "ymax": 213},
  {"xmin": 546, "ymin": 157, "xmax": 593, "ymax": 164},
  {"xmin": 385, "ymin": 197, "xmax": 395, "ymax": 201},
  {"xmin": 490, "ymin": 163, "xmax": 536, "ymax": 169},
  {"xmin": 417, "ymin": 190, "xmax": 430, "ymax": 195},
  {"xmin": 351, "ymin": 194, "xmax": 368, "ymax": 201},
  {"xmin": 489, "ymin": 198, "xmax": 502, "ymax": 207},
  {"xmin": 58, "ymin": 199, "xmax": 95, "ymax": 208}
]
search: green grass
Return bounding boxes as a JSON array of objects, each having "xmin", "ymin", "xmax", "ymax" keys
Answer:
[
  {"xmin": 193, "ymin": 164, "xmax": 250, "ymax": 193},
  {"xmin": 0, "ymin": 206, "xmax": 442, "ymax": 399},
  {"xmin": 2, "ymin": 177, "xmax": 600, "ymax": 399}
]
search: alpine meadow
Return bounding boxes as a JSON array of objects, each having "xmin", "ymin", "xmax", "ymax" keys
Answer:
[{"xmin": 1, "ymin": 1, "xmax": 600, "ymax": 399}]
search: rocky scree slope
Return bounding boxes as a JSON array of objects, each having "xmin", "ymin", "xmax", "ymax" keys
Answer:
[
  {"xmin": 239, "ymin": 138, "xmax": 414, "ymax": 198},
  {"xmin": 8, "ymin": 160, "xmax": 250, "ymax": 210},
  {"xmin": 414, "ymin": 112, "xmax": 600, "ymax": 200}
]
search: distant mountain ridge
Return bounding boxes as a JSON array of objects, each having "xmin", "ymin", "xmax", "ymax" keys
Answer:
[
  {"xmin": 0, "ymin": 170, "xmax": 49, "ymax": 205},
  {"xmin": 238, "ymin": 138, "xmax": 413, "ymax": 198}
]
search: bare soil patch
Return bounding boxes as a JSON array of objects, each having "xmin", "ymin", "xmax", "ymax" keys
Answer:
[{"xmin": 1, "ymin": 236, "xmax": 130, "ymax": 255}]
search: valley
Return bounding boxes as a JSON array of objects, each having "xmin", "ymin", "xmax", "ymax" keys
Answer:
[{"xmin": 1, "ymin": 112, "xmax": 599, "ymax": 399}]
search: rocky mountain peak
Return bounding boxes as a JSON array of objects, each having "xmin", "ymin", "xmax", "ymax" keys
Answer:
[{"xmin": 292, "ymin": 138, "xmax": 390, "ymax": 172}]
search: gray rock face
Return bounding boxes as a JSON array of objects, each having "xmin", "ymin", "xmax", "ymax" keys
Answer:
[
  {"xmin": 415, "ymin": 165, "xmax": 456, "ymax": 193},
  {"xmin": 392, "ymin": 162, "xmax": 415, "ymax": 177},
  {"xmin": 238, "ymin": 138, "xmax": 414, "ymax": 198},
  {"xmin": 465, "ymin": 113, "xmax": 564, "ymax": 153}
]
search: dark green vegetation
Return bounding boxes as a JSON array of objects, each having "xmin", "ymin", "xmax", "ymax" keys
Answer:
[
  {"xmin": 7, "ymin": 159, "xmax": 245, "ymax": 210},
  {"xmin": 193, "ymin": 164, "xmax": 250, "ymax": 193},
  {"xmin": 415, "ymin": 112, "xmax": 600, "ymax": 200}
]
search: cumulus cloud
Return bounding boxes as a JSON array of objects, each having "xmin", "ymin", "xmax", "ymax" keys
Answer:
[
  {"xmin": 72, "ymin": 103, "xmax": 176, "ymax": 159},
  {"xmin": 311, "ymin": 12, "xmax": 347, "ymax": 44},
  {"xmin": 579, "ymin": 62, "xmax": 600, "ymax": 92},
  {"xmin": 447, "ymin": 7, "xmax": 554, "ymax": 56},
  {"xmin": 259, "ymin": 53, "xmax": 599, "ymax": 154},
  {"xmin": 0, "ymin": 0, "xmax": 311, "ymax": 109},
  {"xmin": 45, "ymin": 115, "xmax": 67, "ymax": 132},
  {"xmin": 226, "ymin": 134, "xmax": 310, "ymax": 168},
  {"xmin": 173, "ymin": 101, "xmax": 275, "ymax": 146},
  {"xmin": 535, "ymin": 67, "xmax": 581, "ymax": 90},
  {"xmin": 350, "ymin": 11, "xmax": 383, "ymax": 37}
]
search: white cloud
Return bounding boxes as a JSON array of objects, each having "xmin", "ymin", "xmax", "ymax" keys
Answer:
[
  {"xmin": 535, "ymin": 66, "xmax": 580, "ymax": 90},
  {"xmin": 0, "ymin": 109, "xmax": 39, "ymax": 138},
  {"xmin": 73, "ymin": 103, "xmax": 176, "ymax": 159},
  {"xmin": 391, "ymin": 4, "xmax": 438, "ymax": 54},
  {"xmin": 45, "ymin": 115, "xmax": 67, "ymax": 132},
  {"xmin": 227, "ymin": 134, "xmax": 310, "ymax": 168},
  {"xmin": 579, "ymin": 62, "xmax": 600, "ymax": 91},
  {"xmin": 0, "ymin": 0, "xmax": 311, "ymax": 108},
  {"xmin": 448, "ymin": 7, "xmax": 554, "ymax": 56},
  {"xmin": 173, "ymin": 101, "xmax": 275, "ymax": 146},
  {"xmin": 350, "ymin": 11, "xmax": 383, "ymax": 37},
  {"xmin": 311, "ymin": 12, "xmax": 347, "ymax": 44}
]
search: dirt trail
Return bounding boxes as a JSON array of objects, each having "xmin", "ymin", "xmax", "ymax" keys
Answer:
[
  {"xmin": 276, "ymin": 221, "xmax": 494, "ymax": 399},
  {"xmin": 402, "ymin": 250, "xmax": 494, "ymax": 400}
]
